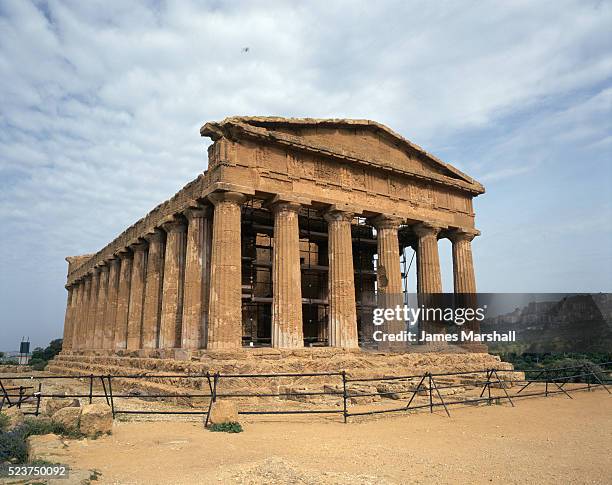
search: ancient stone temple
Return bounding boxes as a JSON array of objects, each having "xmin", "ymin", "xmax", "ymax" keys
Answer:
[{"xmin": 59, "ymin": 117, "xmax": 484, "ymax": 359}]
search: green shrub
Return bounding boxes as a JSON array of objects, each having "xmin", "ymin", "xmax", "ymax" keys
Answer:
[
  {"xmin": 208, "ymin": 421, "xmax": 243, "ymax": 433},
  {"xmin": 0, "ymin": 428, "xmax": 27, "ymax": 464},
  {"xmin": 0, "ymin": 413, "xmax": 9, "ymax": 433},
  {"xmin": 22, "ymin": 418, "xmax": 83, "ymax": 439}
]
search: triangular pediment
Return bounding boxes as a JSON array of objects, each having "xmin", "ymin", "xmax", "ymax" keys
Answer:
[{"xmin": 201, "ymin": 116, "xmax": 484, "ymax": 194}]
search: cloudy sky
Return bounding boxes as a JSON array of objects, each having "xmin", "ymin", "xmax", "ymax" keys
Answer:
[{"xmin": 1, "ymin": 0, "xmax": 611, "ymax": 350}]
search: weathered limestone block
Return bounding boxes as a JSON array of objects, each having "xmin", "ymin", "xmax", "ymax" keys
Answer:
[
  {"xmin": 209, "ymin": 400, "xmax": 238, "ymax": 425},
  {"xmin": 79, "ymin": 403, "xmax": 112, "ymax": 436},
  {"xmin": 2, "ymin": 407, "xmax": 25, "ymax": 430},
  {"xmin": 46, "ymin": 398, "xmax": 80, "ymax": 416},
  {"xmin": 52, "ymin": 406, "xmax": 82, "ymax": 429}
]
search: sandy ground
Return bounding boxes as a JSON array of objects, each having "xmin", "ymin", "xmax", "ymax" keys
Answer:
[{"xmin": 55, "ymin": 390, "xmax": 611, "ymax": 485}]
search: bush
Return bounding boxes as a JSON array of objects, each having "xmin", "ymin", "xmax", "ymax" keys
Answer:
[
  {"xmin": 0, "ymin": 413, "xmax": 9, "ymax": 433},
  {"xmin": 22, "ymin": 418, "xmax": 83, "ymax": 439},
  {"xmin": 209, "ymin": 421, "xmax": 243, "ymax": 433},
  {"xmin": 0, "ymin": 428, "xmax": 28, "ymax": 464}
]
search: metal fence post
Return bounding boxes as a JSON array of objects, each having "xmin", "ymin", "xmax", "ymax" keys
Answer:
[
  {"xmin": 428, "ymin": 373, "xmax": 433, "ymax": 413},
  {"xmin": 35, "ymin": 383, "xmax": 42, "ymax": 416},
  {"xmin": 89, "ymin": 374, "xmax": 93, "ymax": 404},
  {"xmin": 342, "ymin": 371, "xmax": 348, "ymax": 424}
]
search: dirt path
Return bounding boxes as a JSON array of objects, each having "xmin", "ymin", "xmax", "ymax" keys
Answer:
[{"xmin": 58, "ymin": 390, "xmax": 611, "ymax": 484}]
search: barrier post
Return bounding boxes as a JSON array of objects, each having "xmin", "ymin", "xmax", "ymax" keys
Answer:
[{"xmin": 342, "ymin": 371, "xmax": 348, "ymax": 424}]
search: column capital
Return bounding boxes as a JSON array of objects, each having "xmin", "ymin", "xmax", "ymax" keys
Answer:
[
  {"xmin": 184, "ymin": 205, "xmax": 212, "ymax": 220},
  {"xmin": 448, "ymin": 228, "xmax": 480, "ymax": 243},
  {"xmin": 98, "ymin": 264, "xmax": 110, "ymax": 274},
  {"xmin": 413, "ymin": 221, "xmax": 444, "ymax": 238},
  {"xmin": 116, "ymin": 249, "xmax": 133, "ymax": 260},
  {"xmin": 161, "ymin": 219, "xmax": 187, "ymax": 234},
  {"xmin": 370, "ymin": 214, "xmax": 404, "ymax": 230},
  {"xmin": 108, "ymin": 256, "xmax": 120, "ymax": 267},
  {"xmin": 143, "ymin": 228, "xmax": 165, "ymax": 243},
  {"xmin": 324, "ymin": 208, "xmax": 354, "ymax": 223},
  {"xmin": 129, "ymin": 241, "xmax": 148, "ymax": 252},
  {"xmin": 207, "ymin": 190, "xmax": 247, "ymax": 207},
  {"xmin": 269, "ymin": 200, "xmax": 301, "ymax": 214}
]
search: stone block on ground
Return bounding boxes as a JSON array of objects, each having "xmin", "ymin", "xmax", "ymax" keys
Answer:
[
  {"xmin": 2, "ymin": 407, "xmax": 25, "ymax": 431},
  {"xmin": 209, "ymin": 400, "xmax": 238, "ymax": 425},
  {"xmin": 79, "ymin": 403, "xmax": 112, "ymax": 436},
  {"xmin": 52, "ymin": 406, "xmax": 82, "ymax": 429},
  {"xmin": 27, "ymin": 434, "xmax": 67, "ymax": 462},
  {"xmin": 45, "ymin": 398, "xmax": 80, "ymax": 416}
]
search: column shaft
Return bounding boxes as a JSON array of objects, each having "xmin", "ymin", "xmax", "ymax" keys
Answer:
[
  {"xmin": 114, "ymin": 253, "xmax": 132, "ymax": 350},
  {"xmin": 127, "ymin": 243, "xmax": 147, "ymax": 350},
  {"xmin": 86, "ymin": 270, "xmax": 100, "ymax": 349},
  {"xmin": 271, "ymin": 202, "xmax": 303, "ymax": 348},
  {"xmin": 325, "ymin": 209, "xmax": 358, "ymax": 348},
  {"xmin": 207, "ymin": 192, "xmax": 246, "ymax": 349},
  {"xmin": 79, "ymin": 278, "xmax": 92, "ymax": 350},
  {"xmin": 61, "ymin": 287, "xmax": 74, "ymax": 350},
  {"xmin": 94, "ymin": 265, "xmax": 109, "ymax": 349},
  {"xmin": 372, "ymin": 215, "xmax": 404, "ymax": 349},
  {"xmin": 182, "ymin": 208, "xmax": 212, "ymax": 349},
  {"xmin": 415, "ymin": 223, "xmax": 443, "ymax": 293},
  {"xmin": 451, "ymin": 233, "xmax": 477, "ymax": 294},
  {"xmin": 159, "ymin": 221, "xmax": 187, "ymax": 349},
  {"xmin": 142, "ymin": 230, "xmax": 165, "ymax": 349},
  {"xmin": 103, "ymin": 259, "xmax": 120, "ymax": 350}
]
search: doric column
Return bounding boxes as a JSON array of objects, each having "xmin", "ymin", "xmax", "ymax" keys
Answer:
[
  {"xmin": 449, "ymin": 229, "xmax": 478, "ymax": 294},
  {"xmin": 74, "ymin": 283, "xmax": 86, "ymax": 350},
  {"xmin": 93, "ymin": 265, "xmax": 109, "ymax": 349},
  {"xmin": 69, "ymin": 283, "xmax": 80, "ymax": 349},
  {"xmin": 159, "ymin": 220, "xmax": 187, "ymax": 349},
  {"xmin": 80, "ymin": 277, "xmax": 92, "ymax": 350},
  {"xmin": 182, "ymin": 207, "xmax": 212, "ymax": 349},
  {"xmin": 449, "ymin": 228, "xmax": 481, "ymax": 344},
  {"xmin": 127, "ymin": 242, "xmax": 147, "ymax": 350},
  {"xmin": 61, "ymin": 287, "xmax": 74, "ymax": 350},
  {"xmin": 86, "ymin": 269, "xmax": 100, "ymax": 349},
  {"xmin": 371, "ymin": 215, "xmax": 405, "ymax": 349},
  {"xmin": 207, "ymin": 191, "xmax": 246, "ymax": 350},
  {"xmin": 414, "ymin": 222, "xmax": 443, "ymax": 337},
  {"xmin": 142, "ymin": 230, "xmax": 165, "ymax": 349},
  {"xmin": 114, "ymin": 251, "xmax": 132, "ymax": 350},
  {"xmin": 414, "ymin": 222, "xmax": 443, "ymax": 294},
  {"xmin": 324, "ymin": 208, "xmax": 358, "ymax": 348},
  {"xmin": 270, "ymin": 200, "xmax": 304, "ymax": 348},
  {"xmin": 103, "ymin": 258, "xmax": 120, "ymax": 350}
]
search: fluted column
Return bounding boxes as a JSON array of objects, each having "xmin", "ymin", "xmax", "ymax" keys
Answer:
[
  {"xmin": 114, "ymin": 251, "xmax": 132, "ymax": 350},
  {"xmin": 61, "ymin": 287, "xmax": 74, "ymax": 350},
  {"xmin": 271, "ymin": 201, "xmax": 303, "ymax": 348},
  {"xmin": 80, "ymin": 277, "xmax": 92, "ymax": 350},
  {"xmin": 450, "ymin": 229, "xmax": 478, "ymax": 294},
  {"xmin": 182, "ymin": 207, "xmax": 212, "ymax": 349},
  {"xmin": 414, "ymin": 222, "xmax": 443, "ymax": 294},
  {"xmin": 372, "ymin": 215, "xmax": 404, "ymax": 349},
  {"xmin": 450, "ymin": 228, "xmax": 481, "ymax": 344},
  {"xmin": 142, "ymin": 230, "xmax": 165, "ymax": 349},
  {"xmin": 159, "ymin": 220, "xmax": 187, "ymax": 349},
  {"xmin": 69, "ymin": 283, "xmax": 81, "ymax": 349},
  {"xmin": 103, "ymin": 258, "xmax": 120, "ymax": 350},
  {"xmin": 93, "ymin": 264, "xmax": 109, "ymax": 349},
  {"xmin": 414, "ymin": 222, "xmax": 443, "ymax": 337},
  {"xmin": 86, "ymin": 269, "xmax": 100, "ymax": 349},
  {"xmin": 207, "ymin": 191, "xmax": 246, "ymax": 350},
  {"xmin": 127, "ymin": 242, "xmax": 147, "ymax": 350},
  {"xmin": 324, "ymin": 208, "xmax": 358, "ymax": 348}
]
